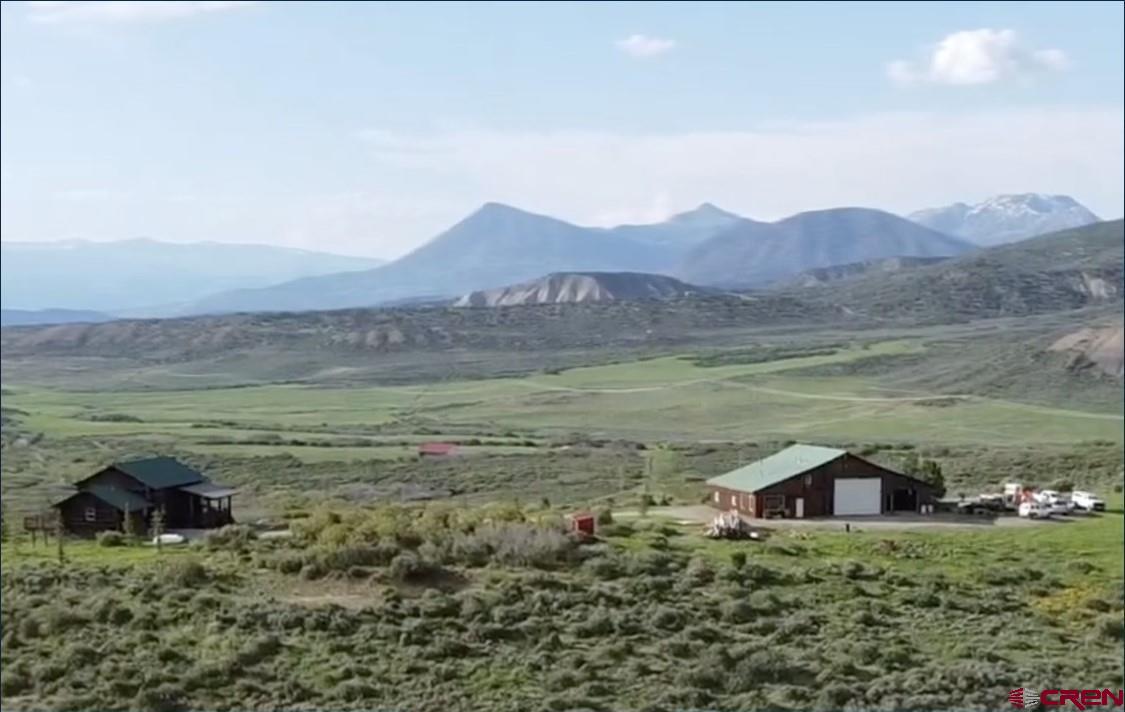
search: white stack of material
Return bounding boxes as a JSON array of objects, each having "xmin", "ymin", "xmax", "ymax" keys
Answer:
[{"xmin": 705, "ymin": 511, "xmax": 761, "ymax": 540}]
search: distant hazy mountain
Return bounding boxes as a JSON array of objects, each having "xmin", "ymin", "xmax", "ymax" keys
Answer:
[
  {"xmin": 909, "ymin": 194, "xmax": 1100, "ymax": 246},
  {"xmin": 0, "ymin": 239, "xmax": 384, "ymax": 312},
  {"xmin": 678, "ymin": 208, "xmax": 973, "ymax": 287},
  {"xmin": 778, "ymin": 256, "xmax": 950, "ymax": 288},
  {"xmin": 605, "ymin": 203, "xmax": 743, "ymax": 248},
  {"xmin": 185, "ymin": 203, "xmax": 740, "ymax": 314},
  {"xmin": 0, "ymin": 308, "xmax": 115, "ymax": 327},
  {"xmin": 817, "ymin": 220, "xmax": 1124, "ymax": 321},
  {"xmin": 454, "ymin": 271, "xmax": 708, "ymax": 307}
]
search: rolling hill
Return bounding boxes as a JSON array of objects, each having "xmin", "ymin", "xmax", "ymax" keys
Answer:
[
  {"xmin": 909, "ymin": 194, "xmax": 1100, "ymax": 246},
  {"xmin": 454, "ymin": 272, "xmax": 708, "ymax": 307},
  {"xmin": 817, "ymin": 219, "xmax": 1124, "ymax": 320},
  {"xmin": 184, "ymin": 203, "xmax": 740, "ymax": 314},
  {"xmin": 0, "ymin": 239, "xmax": 384, "ymax": 312},
  {"xmin": 677, "ymin": 207, "xmax": 974, "ymax": 287}
]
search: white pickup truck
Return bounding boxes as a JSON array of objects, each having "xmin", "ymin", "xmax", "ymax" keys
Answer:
[
  {"xmin": 1070, "ymin": 490, "xmax": 1106, "ymax": 512},
  {"xmin": 1035, "ymin": 490, "xmax": 1073, "ymax": 516}
]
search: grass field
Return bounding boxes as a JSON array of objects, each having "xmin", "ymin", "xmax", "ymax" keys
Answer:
[{"xmin": 5, "ymin": 339, "xmax": 1120, "ymax": 448}]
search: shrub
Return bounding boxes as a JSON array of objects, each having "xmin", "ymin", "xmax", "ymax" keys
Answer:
[
  {"xmin": 164, "ymin": 559, "xmax": 208, "ymax": 587},
  {"xmin": 388, "ymin": 552, "xmax": 446, "ymax": 584},
  {"xmin": 96, "ymin": 531, "xmax": 127, "ymax": 547},
  {"xmin": 0, "ymin": 668, "xmax": 31, "ymax": 696},
  {"xmin": 729, "ymin": 551, "xmax": 747, "ymax": 570},
  {"xmin": 237, "ymin": 634, "xmax": 282, "ymax": 666},
  {"xmin": 595, "ymin": 507, "xmax": 614, "ymax": 526},
  {"xmin": 132, "ymin": 683, "xmax": 185, "ymax": 712},
  {"xmin": 204, "ymin": 525, "xmax": 256, "ymax": 551}
]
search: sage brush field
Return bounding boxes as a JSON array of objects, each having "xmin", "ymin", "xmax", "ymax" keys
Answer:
[{"xmin": 1, "ymin": 500, "xmax": 1122, "ymax": 712}]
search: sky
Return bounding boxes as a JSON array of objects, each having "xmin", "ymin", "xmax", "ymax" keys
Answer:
[{"xmin": 1, "ymin": 0, "xmax": 1123, "ymax": 259}]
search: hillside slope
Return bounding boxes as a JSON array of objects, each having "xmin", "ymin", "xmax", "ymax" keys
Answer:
[
  {"xmin": 678, "ymin": 208, "xmax": 974, "ymax": 287},
  {"xmin": 454, "ymin": 272, "xmax": 708, "ymax": 307},
  {"xmin": 779, "ymin": 256, "xmax": 949, "ymax": 288},
  {"xmin": 819, "ymin": 220, "xmax": 1124, "ymax": 320}
]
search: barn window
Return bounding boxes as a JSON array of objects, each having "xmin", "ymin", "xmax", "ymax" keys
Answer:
[
  {"xmin": 713, "ymin": 491, "xmax": 720, "ymax": 503},
  {"xmin": 84, "ymin": 507, "xmax": 96, "ymax": 522},
  {"xmin": 804, "ymin": 474, "xmax": 813, "ymax": 486},
  {"xmin": 730, "ymin": 495, "xmax": 737, "ymax": 507},
  {"xmin": 763, "ymin": 495, "xmax": 784, "ymax": 510}
]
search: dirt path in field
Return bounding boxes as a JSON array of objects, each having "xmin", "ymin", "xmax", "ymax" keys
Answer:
[{"xmin": 513, "ymin": 376, "xmax": 1122, "ymax": 422}]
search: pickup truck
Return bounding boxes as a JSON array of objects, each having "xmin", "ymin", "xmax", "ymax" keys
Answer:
[{"xmin": 1071, "ymin": 490, "xmax": 1106, "ymax": 512}]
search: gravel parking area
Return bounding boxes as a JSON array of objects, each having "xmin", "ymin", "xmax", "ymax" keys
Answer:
[{"xmin": 622, "ymin": 505, "xmax": 1092, "ymax": 532}]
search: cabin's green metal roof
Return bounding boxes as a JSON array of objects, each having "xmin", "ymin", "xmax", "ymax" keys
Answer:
[
  {"xmin": 58, "ymin": 484, "xmax": 151, "ymax": 512},
  {"xmin": 114, "ymin": 457, "xmax": 205, "ymax": 489},
  {"xmin": 706, "ymin": 444, "xmax": 846, "ymax": 493}
]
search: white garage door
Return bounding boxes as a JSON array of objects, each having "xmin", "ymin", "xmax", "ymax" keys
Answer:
[{"xmin": 834, "ymin": 478, "xmax": 881, "ymax": 515}]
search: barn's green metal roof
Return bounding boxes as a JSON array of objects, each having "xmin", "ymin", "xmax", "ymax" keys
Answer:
[
  {"xmin": 114, "ymin": 457, "xmax": 205, "ymax": 489},
  {"xmin": 58, "ymin": 484, "xmax": 151, "ymax": 512},
  {"xmin": 706, "ymin": 444, "xmax": 846, "ymax": 493}
]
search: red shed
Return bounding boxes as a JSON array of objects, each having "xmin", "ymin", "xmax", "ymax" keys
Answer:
[
  {"xmin": 418, "ymin": 442, "xmax": 458, "ymax": 457},
  {"xmin": 566, "ymin": 512, "xmax": 596, "ymax": 538}
]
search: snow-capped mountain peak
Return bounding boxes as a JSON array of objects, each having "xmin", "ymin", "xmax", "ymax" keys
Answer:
[{"xmin": 908, "ymin": 193, "xmax": 1100, "ymax": 246}]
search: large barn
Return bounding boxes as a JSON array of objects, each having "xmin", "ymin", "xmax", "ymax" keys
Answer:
[
  {"xmin": 706, "ymin": 444, "xmax": 935, "ymax": 518},
  {"xmin": 53, "ymin": 457, "xmax": 237, "ymax": 536}
]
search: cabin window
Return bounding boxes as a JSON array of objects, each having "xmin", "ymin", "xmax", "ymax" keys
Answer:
[
  {"xmin": 713, "ymin": 491, "xmax": 720, "ymax": 503},
  {"xmin": 730, "ymin": 495, "xmax": 737, "ymax": 508},
  {"xmin": 804, "ymin": 474, "xmax": 813, "ymax": 486},
  {"xmin": 84, "ymin": 506, "xmax": 97, "ymax": 522}
]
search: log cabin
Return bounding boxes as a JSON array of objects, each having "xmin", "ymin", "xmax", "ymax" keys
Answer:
[{"xmin": 53, "ymin": 457, "xmax": 236, "ymax": 536}]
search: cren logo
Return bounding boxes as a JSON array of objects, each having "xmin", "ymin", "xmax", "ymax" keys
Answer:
[
  {"xmin": 1010, "ymin": 689, "xmax": 1125, "ymax": 710},
  {"xmin": 1011, "ymin": 688, "xmax": 1042, "ymax": 709}
]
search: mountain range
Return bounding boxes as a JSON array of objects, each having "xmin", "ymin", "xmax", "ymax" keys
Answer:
[
  {"xmin": 184, "ymin": 203, "xmax": 739, "ymax": 315},
  {"xmin": 0, "ymin": 193, "xmax": 1103, "ymax": 317},
  {"xmin": 0, "ymin": 308, "xmax": 115, "ymax": 327},
  {"xmin": 4, "ymin": 222, "xmax": 1120, "ymax": 393},
  {"xmin": 0, "ymin": 239, "xmax": 383, "ymax": 312},
  {"xmin": 909, "ymin": 193, "xmax": 1100, "ymax": 246},
  {"xmin": 183, "ymin": 203, "xmax": 978, "ymax": 314}
]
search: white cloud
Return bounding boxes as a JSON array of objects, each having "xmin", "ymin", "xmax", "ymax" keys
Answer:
[
  {"xmin": 616, "ymin": 34, "xmax": 677, "ymax": 59},
  {"xmin": 344, "ymin": 107, "xmax": 1125, "ymax": 256},
  {"xmin": 25, "ymin": 1, "xmax": 258, "ymax": 25},
  {"xmin": 888, "ymin": 29, "xmax": 1069, "ymax": 86}
]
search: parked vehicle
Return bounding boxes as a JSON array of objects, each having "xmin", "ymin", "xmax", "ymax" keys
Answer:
[
  {"xmin": 1035, "ymin": 490, "xmax": 1073, "ymax": 516},
  {"xmin": 958, "ymin": 496, "xmax": 1004, "ymax": 515},
  {"xmin": 1002, "ymin": 483, "xmax": 1024, "ymax": 510},
  {"xmin": 1071, "ymin": 490, "xmax": 1106, "ymax": 512},
  {"xmin": 1019, "ymin": 501, "xmax": 1047, "ymax": 519}
]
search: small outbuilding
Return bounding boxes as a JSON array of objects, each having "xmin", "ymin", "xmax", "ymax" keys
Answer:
[
  {"xmin": 707, "ymin": 444, "xmax": 935, "ymax": 518},
  {"xmin": 566, "ymin": 512, "xmax": 597, "ymax": 538},
  {"xmin": 418, "ymin": 442, "xmax": 459, "ymax": 457}
]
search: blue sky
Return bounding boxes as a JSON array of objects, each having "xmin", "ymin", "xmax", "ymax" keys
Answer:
[{"xmin": 2, "ymin": 1, "xmax": 1122, "ymax": 257}]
